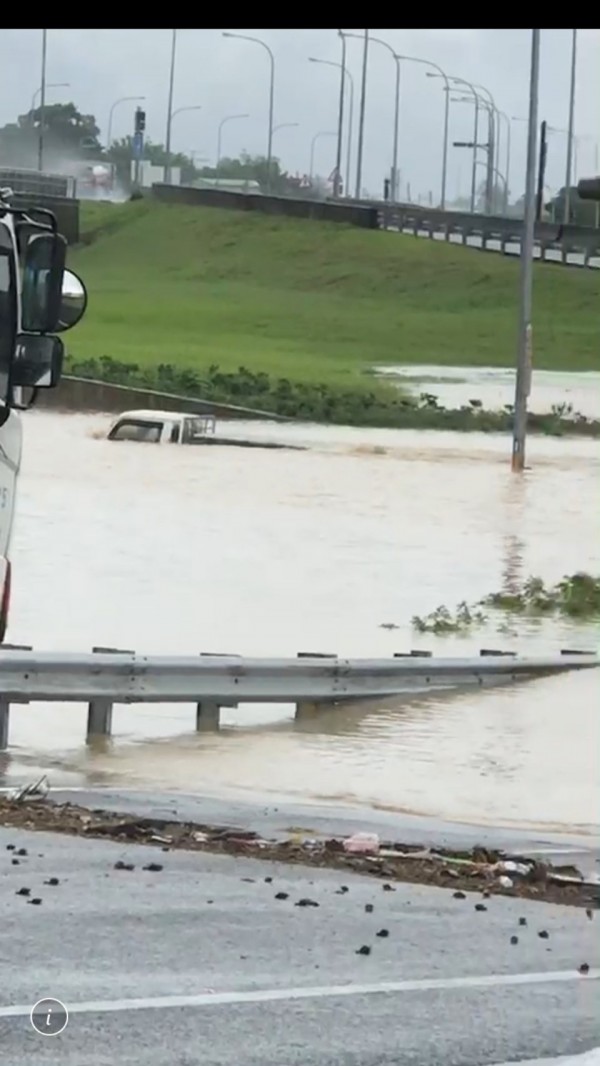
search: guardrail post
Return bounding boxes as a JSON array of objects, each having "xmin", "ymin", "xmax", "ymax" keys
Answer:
[
  {"xmin": 196, "ymin": 701, "xmax": 220, "ymax": 731},
  {"xmin": 87, "ymin": 646, "xmax": 132, "ymax": 741},
  {"xmin": 295, "ymin": 653, "xmax": 336, "ymax": 720},
  {"xmin": 0, "ymin": 644, "xmax": 32, "ymax": 750}
]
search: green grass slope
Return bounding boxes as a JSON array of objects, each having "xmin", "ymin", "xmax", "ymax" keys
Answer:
[{"xmin": 69, "ymin": 200, "xmax": 600, "ymax": 383}]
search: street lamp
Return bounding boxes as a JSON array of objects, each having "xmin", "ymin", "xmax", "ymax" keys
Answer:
[
  {"xmin": 222, "ymin": 32, "xmax": 275, "ymax": 191},
  {"xmin": 272, "ymin": 123, "xmax": 299, "ymax": 135},
  {"xmin": 400, "ymin": 58, "xmax": 450, "ymax": 209},
  {"xmin": 164, "ymin": 29, "xmax": 178, "ymax": 184},
  {"xmin": 453, "ymin": 95, "xmax": 500, "ymax": 212},
  {"xmin": 309, "ymin": 130, "xmax": 336, "ymax": 180},
  {"xmin": 347, "ymin": 32, "xmax": 400, "ymax": 202},
  {"xmin": 216, "ymin": 114, "xmax": 249, "ymax": 184},
  {"xmin": 106, "ymin": 95, "xmax": 145, "ymax": 150},
  {"xmin": 355, "ymin": 29, "xmax": 369, "ymax": 200},
  {"xmin": 165, "ymin": 105, "xmax": 203, "ymax": 183},
  {"xmin": 31, "ymin": 82, "xmax": 69, "ymax": 112},
  {"xmin": 452, "ymin": 94, "xmax": 508, "ymax": 214},
  {"xmin": 308, "ymin": 57, "xmax": 354, "ymax": 197}
]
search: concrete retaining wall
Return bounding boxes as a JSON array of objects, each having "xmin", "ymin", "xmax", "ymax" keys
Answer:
[
  {"xmin": 36, "ymin": 375, "xmax": 288, "ymax": 422},
  {"xmin": 151, "ymin": 183, "xmax": 379, "ymax": 229}
]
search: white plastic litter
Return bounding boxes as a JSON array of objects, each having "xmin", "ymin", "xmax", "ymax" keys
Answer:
[
  {"xmin": 342, "ymin": 832, "xmax": 380, "ymax": 854},
  {"xmin": 498, "ymin": 875, "xmax": 514, "ymax": 889}
]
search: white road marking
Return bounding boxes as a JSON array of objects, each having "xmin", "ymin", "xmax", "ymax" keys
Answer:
[{"xmin": 0, "ymin": 968, "xmax": 597, "ymax": 1019}]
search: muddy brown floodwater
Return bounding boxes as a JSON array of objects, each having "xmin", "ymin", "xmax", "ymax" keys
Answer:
[{"xmin": 4, "ymin": 403, "xmax": 599, "ymax": 835}]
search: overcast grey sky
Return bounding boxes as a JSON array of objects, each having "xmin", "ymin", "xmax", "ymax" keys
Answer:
[{"xmin": 2, "ymin": 28, "xmax": 598, "ymax": 201}]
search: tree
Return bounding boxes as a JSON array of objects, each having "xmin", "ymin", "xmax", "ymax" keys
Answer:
[
  {"xmin": 106, "ymin": 136, "xmax": 198, "ymax": 187},
  {"xmin": 0, "ymin": 101, "xmax": 101, "ymax": 169},
  {"xmin": 197, "ymin": 152, "xmax": 305, "ymax": 196}
]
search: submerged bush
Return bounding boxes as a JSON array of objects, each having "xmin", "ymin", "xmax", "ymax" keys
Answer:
[
  {"xmin": 65, "ymin": 355, "xmax": 600, "ymax": 436},
  {"xmin": 411, "ymin": 573, "xmax": 600, "ymax": 634}
]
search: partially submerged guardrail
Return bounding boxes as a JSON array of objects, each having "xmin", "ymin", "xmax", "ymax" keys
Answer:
[{"xmin": 0, "ymin": 645, "xmax": 596, "ymax": 748}]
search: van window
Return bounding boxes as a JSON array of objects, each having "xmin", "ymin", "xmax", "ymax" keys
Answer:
[
  {"xmin": 169, "ymin": 422, "xmax": 180, "ymax": 443},
  {"xmin": 109, "ymin": 419, "xmax": 162, "ymax": 442}
]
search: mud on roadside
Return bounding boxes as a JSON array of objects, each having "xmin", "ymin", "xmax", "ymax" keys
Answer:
[{"xmin": 1, "ymin": 796, "xmax": 598, "ymax": 909}]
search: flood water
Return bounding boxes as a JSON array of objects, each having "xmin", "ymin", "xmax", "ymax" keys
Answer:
[{"xmin": 4, "ymin": 400, "xmax": 600, "ymax": 835}]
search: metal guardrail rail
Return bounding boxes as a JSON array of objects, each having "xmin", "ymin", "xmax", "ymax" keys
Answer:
[
  {"xmin": 360, "ymin": 199, "xmax": 600, "ymax": 268},
  {"xmin": 0, "ymin": 646, "xmax": 596, "ymax": 747}
]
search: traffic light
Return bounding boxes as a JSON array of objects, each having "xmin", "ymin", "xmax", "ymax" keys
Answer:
[
  {"xmin": 577, "ymin": 177, "xmax": 600, "ymax": 201},
  {"xmin": 135, "ymin": 108, "xmax": 146, "ymax": 134}
]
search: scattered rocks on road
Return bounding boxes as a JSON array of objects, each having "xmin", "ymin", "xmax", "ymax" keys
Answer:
[
  {"xmin": 538, "ymin": 929, "xmax": 550, "ymax": 939},
  {"xmin": 453, "ymin": 891, "xmax": 466, "ymax": 900},
  {"xmin": 510, "ymin": 936, "xmax": 519, "ymax": 945},
  {"xmin": 27, "ymin": 897, "xmax": 42, "ymax": 905},
  {"xmin": 295, "ymin": 898, "xmax": 319, "ymax": 908},
  {"xmin": 142, "ymin": 863, "xmax": 163, "ymax": 872},
  {"xmin": 475, "ymin": 903, "xmax": 487, "ymax": 912},
  {"xmin": 44, "ymin": 877, "xmax": 60, "ymax": 886},
  {"xmin": 376, "ymin": 929, "xmax": 389, "ymax": 938},
  {"xmin": 114, "ymin": 861, "xmax": 135, "ymax": 871},
  {"xmin": 355, "ymin": 945, "xmax": 371, "ymax": 956},
  {"xmin": 365, "ymin": 903, "xmax": 374, "ymax": 913},
  {"xmin": 579, "ymin": 963, "xmax": 590, "ymax": 974},
  {"xmin": 519, "ymin": 917, "xmax": 527, "ymax": 926},
  {"xmin": 15, "ymin": 887, "xmax": 30, "ymax": 896},
  {"xmin": 274, "ymin": 892, "xmax": 289, "ymax": 901}
]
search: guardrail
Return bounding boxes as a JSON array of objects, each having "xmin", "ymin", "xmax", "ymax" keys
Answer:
[
  {"xmin": 0, "ymin": 644, "xmax": 596, "ymax": 748},
  {"xmin": 365, "ymin": 200, "xmax": 600, "ymax": 268}
]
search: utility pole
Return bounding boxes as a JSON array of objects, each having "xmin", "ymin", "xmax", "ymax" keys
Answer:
[
  {"xmin": 355, "ymin": 29, "xmax": 369, "ymax": 200},
  {"xmin": 512, "ymin": 29, "xmax": 541, "ymax": 474}
]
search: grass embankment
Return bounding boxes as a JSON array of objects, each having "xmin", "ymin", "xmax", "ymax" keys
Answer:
[{"xmin": 67, "ymin": 201, "xmax": 600, "ymax": 428}]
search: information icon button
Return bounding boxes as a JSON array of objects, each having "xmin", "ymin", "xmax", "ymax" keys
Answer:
[{"xmin": 30, "ymin": 998, "xmax": 69, "ymax": 1036}]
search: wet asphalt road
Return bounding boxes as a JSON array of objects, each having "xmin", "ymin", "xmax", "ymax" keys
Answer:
[{"xmin": 1, "ymin": 812, "xmax": 599, "ymax": 1066}]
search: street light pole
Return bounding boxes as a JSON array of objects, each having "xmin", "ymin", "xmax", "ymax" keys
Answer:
[
  {"xmin": 564, "ymin": 28, "xmax": 577, "ymax": 223},
  {"xmin": 31, "ymin": 82, "xmax": 69, "ymax": 113},
  {"xmin": 309, "ymin": 131, "xmax": 336, "ymax": 180},
  {"xmin": 222, "ymin": 33, "xmax": 275, "ymax": 192},
  {"xmin": 107, "ymin": 95, "xmax": 145, "ymax": 150},
  {"xmin": 333, "ymin": 30, "xmax": 346, "ymax": 198},
  {"xmin": 37, "ymin": 29, "xmax": 47, "ymax": 172},
  {"xmin": 165, "ymin": 105, "xmax": 203, "ymax": 184},
  {"xmin": 408, "ymin": 61, "xmax": 451, "ymax": 208},
  {"xmin": 355, "ymin": 29, "xmax": 369, "ymax": 200},
  {"xmin": 512, "ymin": 29, "xmax": 541, "ymax": 474},
  {"xmin": 164, "ymin": 28, "xmax": 177, "ymax": 184},
  {"xmin": 308, "ymin": 57, "xmax": 354, "ymax": 197},
  {"xmin": 216, "ymin": 114, "xmax": 249, "ymax": 184},
  {"xmin": 348, "ymin": 33, "xmax": 400, "ymax": 201},
  {"xmin": 450, "ymin": 78, "xmax": 483, "ymax": 213}
]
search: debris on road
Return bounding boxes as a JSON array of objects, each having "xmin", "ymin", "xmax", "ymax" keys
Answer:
[
  {"xmin": 355, "ymin": 945, "xmax": 371, "ymax": 956},
  {"xmin": 0, "ymin": 795, "xmax": 597, "ymax": 909},
  {"xmin": 343, "ymin": 832, "xmax": 380, "ymax": 855}
]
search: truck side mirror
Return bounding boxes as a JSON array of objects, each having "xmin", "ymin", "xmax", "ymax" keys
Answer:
[
  {"xmin": 54, "ymin": 268, "xmax": 87, "ymax": 331},
  {"xmin": 20, "ymin": 231, "xmax": 67, "ymax": 333},
  {"xmin": 12, "ymin": 333, "xmax": 64, "ymax": 389}
]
